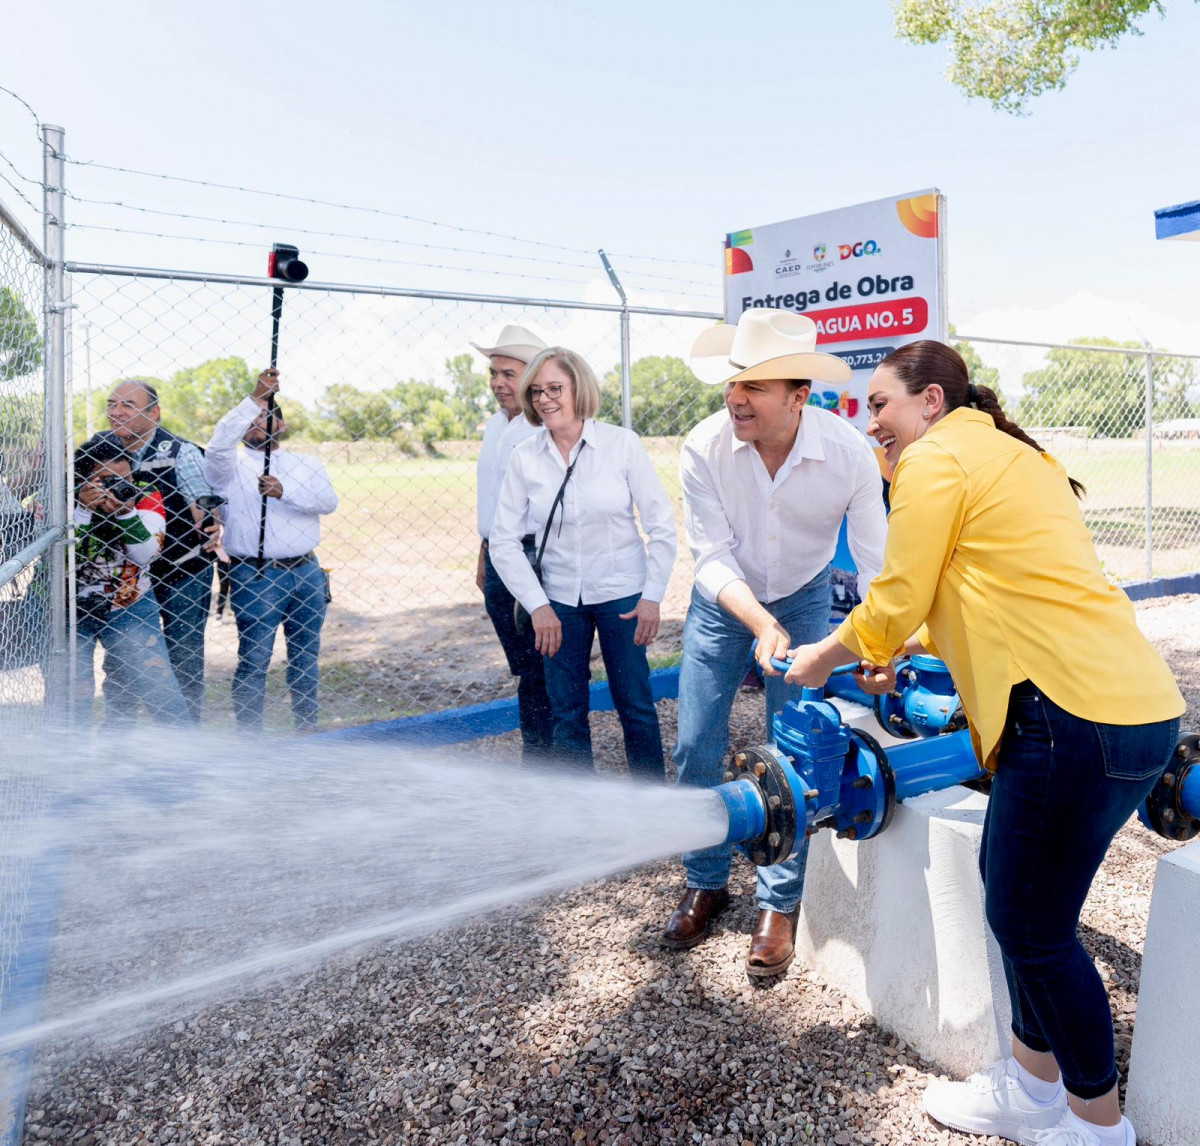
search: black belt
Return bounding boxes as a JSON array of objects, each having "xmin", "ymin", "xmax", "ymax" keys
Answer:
[{"xmin": 228, "ymin": 552, "xmax": 315, "ymax": 569}]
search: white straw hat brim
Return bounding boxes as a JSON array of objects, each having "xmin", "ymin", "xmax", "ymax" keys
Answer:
[
  {"xmin": 689, "ymin": 324, "xmax": 851, "ymax": 386},
  {"xmin": 470, "ymin": 342, "xmax": 545, "ymax": 364}
]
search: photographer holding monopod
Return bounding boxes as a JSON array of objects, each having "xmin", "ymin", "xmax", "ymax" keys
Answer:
[
  {"xmin": 72, "ymin": 435, "xmax": 190, "ymax": 728},
  {"xmin": 203, "ymin": 246, "xmax": 339, "ymax": 733}
]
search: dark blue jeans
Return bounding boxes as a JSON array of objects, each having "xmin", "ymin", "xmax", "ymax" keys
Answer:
[
  {"xmin": 673, "ymin": 569, "xmax": 831, "ymax": 912},
  {"xmin": 543, "ymin": 593, "xmax": 664, "ymax": 779},
  {"xmin": 980, "ymin": 681, "xmax": 1180, "ymax": 1099},
  {"xmin": 228, "ymin": 559, "xmax": 327, "ymax": 732},
  {"xmin": 104, "ymin": 564, "xmax": 213, "ymax": 724},
  {"xmin": 482, "ymin": 547, "xmax": 553, "ymax": 761}
]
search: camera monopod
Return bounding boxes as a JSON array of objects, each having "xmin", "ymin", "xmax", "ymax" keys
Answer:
[{"xmin": 257, "ymin": 243, "xmax": 309, "ymax": 574}]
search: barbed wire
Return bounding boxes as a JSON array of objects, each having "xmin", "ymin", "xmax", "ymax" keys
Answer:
[
  {"xmin": 63, "ymin": 155, "xmax": 719, "ymax": 277},
  {"xmin": 605, "ymin": 250, "xmax": 715, "ymax": 269},
  {"xmin": 0, "ymin": 149, "xmax": 39, "ymax": 187},
  {"xmin": 68, "ymin": 222, "xmax": 717, "ymax": 300},
  {"xmin": 0, "ymin": 85, "xmax": 42, "ymax": 138},
  {"xmin": 0, "ymin": 166, "xmax": 38, "ymax": 213},
  {"xmin": 65, "ymin": 193, "xmax": 716, "ymax": 290},
  {"xmin": 63, "ymin": 155, "xmax": 604, "ymax": 256}
]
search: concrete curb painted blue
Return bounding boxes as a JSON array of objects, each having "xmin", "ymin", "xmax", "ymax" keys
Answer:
[
  {"xmin": 1120, "ymin": 572, "xmax": 1200, "ymax": 603},
  {"xmin": 312, "ymin": 665, "xmax": 682, "ymax": 747}
]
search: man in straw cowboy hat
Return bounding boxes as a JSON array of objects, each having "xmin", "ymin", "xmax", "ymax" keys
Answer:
[
  {"xmin": 665, "ymin": 308, "xmax": 888, "ymax": 977},
  {"xmin": 471, "ymin": 323, "xmax": 554, "ymax": 760}
]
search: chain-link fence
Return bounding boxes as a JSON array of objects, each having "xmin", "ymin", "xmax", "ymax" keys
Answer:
[
  {"xmin": 0, "ymin": 199, "xmax": 52, "ymax": 717},
  {"xmin": 1, "ymin": 180, "xmax": 61, "ymax": 1143},
  {"xmin": 949, "ymin": 333, "xmax": 1200, "ymax": 584},
  {"xmin": 62, "ymin": 267, "xmax": 716, "ymax": 731},
  {"xmin": 47, "ymin": 268, "xmax": 1200, "ymax": 734}
]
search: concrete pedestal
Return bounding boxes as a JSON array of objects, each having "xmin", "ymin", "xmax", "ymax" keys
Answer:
[
  {"xmin": 1124, "ymin": 839, "xmax": 1200, "ymax": 1146},
  {"xmin": 796, "ymin": 781, "xmax": 1010, "ymax": 1076}
]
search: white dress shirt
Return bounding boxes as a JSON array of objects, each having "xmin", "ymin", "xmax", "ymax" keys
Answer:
[
  {"xmin": 204, "ymin": 396, "xmax": 339, "ymax": 559},
  {"xmin": 476, "ymin": 409, "xmax": 539, "ymax": 539},
  {"xmin": 681, "ymin": 406, "xmax": 886, "ymax": 605},
  {"xmin": 490, "ymin": 419, "xmax": 677, "ymax": 613}
]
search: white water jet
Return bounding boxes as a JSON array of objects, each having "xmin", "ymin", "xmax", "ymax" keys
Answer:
[{"xmin": 0, "ymin": 727, "xmax": 728, "ymax": 1055}]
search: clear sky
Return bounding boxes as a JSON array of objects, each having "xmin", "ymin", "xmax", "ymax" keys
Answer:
[{"xmin": 2, "ymin": 0, "xmax": 1198, "ymax": 350}]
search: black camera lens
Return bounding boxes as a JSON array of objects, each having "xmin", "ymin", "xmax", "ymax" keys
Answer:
[
  {"xmin": 100, "ymin": 474, "xmax": 141, "ymax": 503},
  {"xmin": 269, "ymin": 243, "xmax": 309, "ymax": 282}
]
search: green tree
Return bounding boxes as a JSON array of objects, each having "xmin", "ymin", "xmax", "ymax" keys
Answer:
[
  {"xmin": 74, "ymin": 357, "xmax": 322, "ymax": 445},
  {"xmin": 1015, "ymin": 337, "xmax": 1197, "ymax": 437},
  {"xmin": 445, "ymin": 353, "xmax": 491, "ymax": 431},
  {"xmin": 599, "ymin": 355, "xmax": 724, "ymax": 437},
  {"xmin": 318, "ymin": 383, "xmax": 402, "ymax": 441},
  {"xmin": 157, "ymin": 357, "xmax": 257, "ymax": 441},
  {"xmin": 0, "ymin": 287, "xmax": 42, "ymax": 383},
  {"xmin": 893, "ymin": 0, "xmax": 1185, "ymax": 114}
]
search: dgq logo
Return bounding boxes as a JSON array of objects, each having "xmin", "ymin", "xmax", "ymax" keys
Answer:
[{"xmin": 839, "ymin": 240, "xmax": 881, "ymax": 260}]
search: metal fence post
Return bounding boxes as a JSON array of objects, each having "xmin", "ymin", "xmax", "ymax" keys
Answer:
[
  {"xmin": 1144, "ymin": 349, "xmax": 1154, "ymax": 581},
  {"xmin": 42, "ymin": 124, "xmax": 70, "ymax": 716},
  {"xmin": 598, "ymin": 250, "xmax": 632, "ymax": 430}
]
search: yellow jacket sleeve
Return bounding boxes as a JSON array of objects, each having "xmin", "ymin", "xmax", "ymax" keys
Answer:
[{"xmin": 837, "ymin": 440, "xmax": 967, "ymax": 666}]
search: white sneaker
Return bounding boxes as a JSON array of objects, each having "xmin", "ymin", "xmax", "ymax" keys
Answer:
[
  {"xmin": 923, "ymin": 1058, "xmax": 1068, "ymax": 1143},
  {"xmin": 1029, "ymin": 1110, "xmax": 1137, "ymax": 1145}
]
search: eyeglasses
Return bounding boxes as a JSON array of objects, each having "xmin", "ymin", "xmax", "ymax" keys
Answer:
[{"xmin": 528, "ymin": 383, "xmax": 566, "ymax": 402}]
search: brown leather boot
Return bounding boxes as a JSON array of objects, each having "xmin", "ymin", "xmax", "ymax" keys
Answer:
[
  {"xmin": 746, "ymin": 907, "xmax": 800, "ymax": 977},
  {"xmin": 662, "ymin": 887, "xmax": 730, "ymax": 950}
]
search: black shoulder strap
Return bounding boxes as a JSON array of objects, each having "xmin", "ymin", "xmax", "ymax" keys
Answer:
[{"xmin": 532, "ymin": 445, "xmax": 583, "ymax": 573}]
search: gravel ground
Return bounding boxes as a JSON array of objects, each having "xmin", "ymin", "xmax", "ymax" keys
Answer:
[{"xmin": 22, "ymin": 595, "xmax": 1200, "ymax": 1146}]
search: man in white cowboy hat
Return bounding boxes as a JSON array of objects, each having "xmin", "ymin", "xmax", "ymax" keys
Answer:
[
  {"xmin": 471, "ymin": 322, "xmax": 553, "ymax": 760},
  {"xmin": 664, "ymin": 308, "xmax": 887, "ymax": 976}
]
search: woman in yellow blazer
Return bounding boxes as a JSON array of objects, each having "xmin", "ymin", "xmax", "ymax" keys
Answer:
[{"xmin": 784, "ymin": 341, "xmax": 1184, "ymax": 1146}]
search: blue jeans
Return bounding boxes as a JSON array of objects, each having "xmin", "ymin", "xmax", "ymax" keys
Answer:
[
  {"xmin": 980, "ymin": 681, "xmax": 1180, "ymax": 1099},
  {"xmin": 673, "ymin": 568, "xmax": 831, "ymax": 913},
  {"xmin": 543, "ymin": 593, "xmax": 664, "ymax": 779},
  {"xmin": 228, "ymin": 559, "xmax": 327, "ymax": 732},
  {"xmin": 104, "ymin": 564, "xmax": 213, "ymax": 724},
  {"xmin": 75, "ymin": 593, "xmax": 190, "ymax": 728},
  {"xmin": 482, "ymin": 548, "xmax": 553, "ymax": 760}
]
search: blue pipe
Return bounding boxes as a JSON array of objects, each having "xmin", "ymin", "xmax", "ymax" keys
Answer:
[
  {"xmin": 889, "ymin": 732, "xmax": 983, "ymax": 800},
  {"xmin": 713, "ymin": 681, "xmax": 985, "ymax": 859},
  {"xmin": 716, "ymin": 778, "xmax": 766, "ymax": 846},
  {"xmin": 1182, "ymin": 764, "xmax": 1200, "ymax": 820}
]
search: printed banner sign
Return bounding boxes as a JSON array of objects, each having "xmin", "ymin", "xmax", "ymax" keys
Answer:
[{"xmin": 722, "ymin": 190, "xmax": 946, "ymax": 430}]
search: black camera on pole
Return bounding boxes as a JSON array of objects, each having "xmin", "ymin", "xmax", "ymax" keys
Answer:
[{"xmin": 268, "ymin": 243, "xmax": 309, "ymax": 283}]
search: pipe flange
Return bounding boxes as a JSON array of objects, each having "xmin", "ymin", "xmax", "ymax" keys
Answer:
[
  {"xmin": 848, "ymin": 726, "xmax": 897, "ymax": 837},
  {"xmin": 727, "ymin": 745, "xmax": 797, "ymax": 867},
  {"xmin": 873, "ymin": 693, "xmax": 917, "ymax": 739},
  {"xmin": 1144, "ymin": 735, "xmax": 1200, "ymax": 842}
]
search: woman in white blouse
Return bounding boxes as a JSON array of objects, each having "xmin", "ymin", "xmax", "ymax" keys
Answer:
[{"xmin": 489, "ymin": 348, "xmax": 677, "ymax": 778}]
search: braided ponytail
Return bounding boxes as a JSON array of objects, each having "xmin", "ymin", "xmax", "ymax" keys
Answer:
[{"xmin": 880, "ymin": 341, "xmax": 1085, "ymax": 499}]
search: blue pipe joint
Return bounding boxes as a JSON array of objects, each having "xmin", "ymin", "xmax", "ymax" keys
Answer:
[
  {"xmin": 721, "ymin": 744, "xmax": 800, "ymax": 866},
  {"xmin": 874, "ymin": 655, "xmax": 967, "ymax": 739},
  {"xmin": 715, "ymin": 778, "xmax": 766, "ymax": 847},
  {"xmin": 1139, "ymin": 733, "xmax": 1200, "ymax": 842},
  {"xmin": 771, "ymin": 690, "xmax": 897, "ymax": 845}
]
